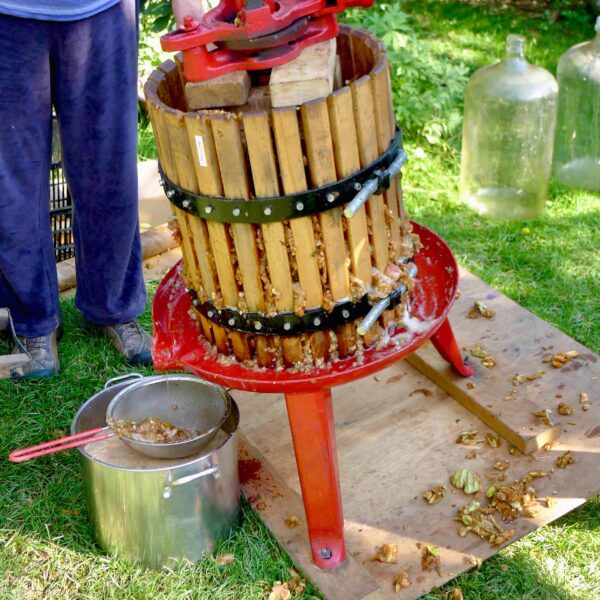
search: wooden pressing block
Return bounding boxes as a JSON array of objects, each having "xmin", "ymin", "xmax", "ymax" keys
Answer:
[
  {"xmin": 270, "ymin": 38, "xmax": 337, "ymax": 108},
  {"xmin": 233, "ymin": 267, "xmax": 600, "ymax": 599},
  {"xmin": 185, "ymin": 70, "xmax": 251, "ymax": 110}
]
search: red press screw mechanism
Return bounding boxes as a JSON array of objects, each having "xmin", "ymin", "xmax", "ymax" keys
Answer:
[{"xmin": 161, "ymin": 0, "xmax": 374, "ymax": 82}]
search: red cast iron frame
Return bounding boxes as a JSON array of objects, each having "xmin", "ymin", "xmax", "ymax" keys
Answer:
[
  {"xmin": 152, "ymin": 222, "xmax": 474, "ymax": 569},
  {"xmin": 161, "ymin": 0, "xmax": 374, "ymax": 81}
]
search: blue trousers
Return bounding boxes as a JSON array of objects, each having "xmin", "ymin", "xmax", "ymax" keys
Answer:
[{"xmin": 0, "ymin": 1, "xmax": 146, "ymax": 337}]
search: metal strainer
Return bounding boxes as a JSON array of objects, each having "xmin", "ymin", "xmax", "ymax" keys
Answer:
[{"xmin": 9, "ymin": 374, "xmax": 231, "ymax": 462}]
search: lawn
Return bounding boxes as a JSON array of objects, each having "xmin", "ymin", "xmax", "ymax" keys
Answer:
[{"xmin": 1, "ymin": 1, "xmax": 599, "ymax": 599}]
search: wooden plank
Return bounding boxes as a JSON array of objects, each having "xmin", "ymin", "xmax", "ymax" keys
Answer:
[
  {"xmin": 351, "ymin": 76, "xmax": 394, "ymax": 328},
  {"xmin": 407, "ymin": 267, "xmax": 570, "ymax": 454},
  {"xmin": 271, "ymin": 108, "xmax": 329, "ymax": 363},
  {"xmin": 233, "ymin": 269, "xmax": 600, "ymax": 598},
  {"xmin": 185, "ymin": 70, "xmax": 250, "ymax": 110},
  {"xmin": 183, "ymin": 112, "xmax": 233, "ymax": 353},
  {"xmin": 350, "ymin": 76, "xmax": 390, "ymax": 275},
  {"xmin": 211, "ymin": 114, "xmax": 274, "ymax": 367},
  {"xmin": 300, "ymin": 98, "xmax": 355, "ymax": 357},
  {"xmin": 243, "ymin": 111, "xmax": 303, "ymax": 366},
  {"xmin": 270, "ymin": 39, "xmax": 337, "ymax": 108},
  {"xmin": 327, "ymin": 87, "xmax": 378, "ymax": 345},
  {"xmin": 370, "ymin": 59, "xmax": 402, "ymax": 256},
  {"xmin": 184, "ymin": 113, "xmax": 251, "ymax": 361},
  {"xmin": 240, "ymin": 435, "xmax": 383, "ymax": 600}
]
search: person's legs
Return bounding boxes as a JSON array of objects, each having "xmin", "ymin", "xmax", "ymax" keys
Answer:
[
  {"xmin": 0, "ymin": 15, "xmax": 59, "ymax": 339},
  {"xmin": 51, "ymin": 0, "xmax": 146, "ymax": 327}
]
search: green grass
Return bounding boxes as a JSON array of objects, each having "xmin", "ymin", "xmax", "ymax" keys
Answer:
[{"xmin": 2, "ymin": 1, "xmax": 599, "ymax": 599}]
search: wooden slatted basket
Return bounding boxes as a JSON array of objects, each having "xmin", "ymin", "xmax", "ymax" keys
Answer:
[{"xmin": 144, "ymin": 25, "xmax": 420, "ymax": 369}]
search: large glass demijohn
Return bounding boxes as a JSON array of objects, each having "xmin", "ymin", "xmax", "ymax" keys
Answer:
[
  {"xmin": 460, "ymin": 35, "xmax": 558, "ymax": 219},
  {"xmin": 553, "ymin": 17, "xmax": 600, "ymax": 191}
]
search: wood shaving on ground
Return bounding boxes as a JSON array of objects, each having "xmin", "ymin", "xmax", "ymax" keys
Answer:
[
  {"xmin": 393, "ymin": 570, "xmax": 410, "ymax": 592},
  {"xmin": 456, "ymin": 469, "xmax": 547, "ymax": 547},
  {"xmin": 284, "ymin": 516, "xmax": 301, "ymax": 529},
  {"xmin": 423, "ymin": 485, "xmax": 447, "ymax": 505},
  {"xmin": 532, "ymin": 409, "xmax": 554, "ymax": 427},
  {"xmin": 450, "ymin": 468, "xmax": 480, "ymax": 494},
  {"xmin": 456, "ymin": 500, "xmax": 514, "ymax": 546},
  {"xmin": 256, "ymin": 501, "xmax": 267, "ymax": 511},
  {"xmin": 467, "ymin": 301, "xmax": 495, "ymax": 319},
  {"xmin": 267, "ymin": 582, "xmax": 291, "ymax": 600},
  {"xmin": 267, "ymin": 570, "xmax": 306, "ymax": 600},
  {"xmin": 420, "ymin": 544, "xmax": 441, "ymax": 576},
  {"xmin": 470, "ymin": 344, "xmax": 496, "ymax": 368},
  {"xmin": 467, "ymin": 382, "xmax": 476, "ymax": 390},
  {"xmin": 486, "ymin": 432, "xmax": 500, "ymax": 448},
  {"xmin": 372, "ymin": 543, "xmax": 399, "ymax": 563},
  {"xmin": 452, "ymin": 588, "xmax": 465, "ymax": 600},
  {"xmin": 513, "ymin": 370, "xmax": 545, "ymax": 386},
  {"xmin": 580, "ymin": 392, "xmax": 590, "ymax": 411},
  {"xmin": 542, "ymin": 442, "xmax": 554, "ymax": 452},
  {"xmin": 556, "ymin": 451, "xmax": 575, "ymax": 469},
  {"xmin": 456, "ymin": 430, "xmax": 484, "ymax": 445},
  {"xmin": 463, "ymin": 554, "xmax": 482, "ymax": 569},
  {"xmin": 494, "ymin": 460, "xmax": 510, "ymax": 471},
  {"xmin": 543, "ymin": 350, "xmax": 579, "ymax": 368},
  {"xmin": 466, "ymin": 449, "xmax": 478, "ymax": 459},
  {"xmin": 409, "ymin": 388, "xmax": 432, "ymax": 397},
  {"xmin": 215, "ymin": 553, "xmax": 235, "ymax": 566},
  {"xmin": 557, "ymin": 402, "xmax": 575, "ymax": 416}
]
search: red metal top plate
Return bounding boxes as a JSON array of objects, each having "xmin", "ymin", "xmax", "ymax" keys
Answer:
[{"xmin": 152, "ymin": 222, "xmax": 459, "ymax": 393}]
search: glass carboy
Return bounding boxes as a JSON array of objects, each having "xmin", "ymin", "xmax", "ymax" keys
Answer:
[
  {"xmin": 460, "ymin": 35, "xmax": 558, "ymax": 219},
  {"xmin": 553, "ymin": 17, "xmax": 600, "ymax": 191}
]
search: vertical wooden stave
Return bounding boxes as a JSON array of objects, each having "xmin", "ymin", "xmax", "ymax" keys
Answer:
[
  {"xmin": 371, "ymin": 59, "xmax": 403, "ymax": 259},
  {"xmin": 184, "ymin": 113, "xmax": 251, "ymax": 360},
  {"xmin": 210, "ymin": 114, "xmax": 274, "ymax": 368},
  {"xmin": 327, "ymin": 88, "xmax": 379, "ymax": 346},
  {"xmin": 350, "ymin": 76, "xmax": 394, "ymax": 328},
  {"xmin": 300, "ymin": 99, "xmax": 356, "ymax": 357},
  {"xmin": 242, "ymin": 111, "xmax": 304, "ymax": 366},
  {"xmin": 271, "ymin": 108, "xmax": 329, "ymax": 363}
]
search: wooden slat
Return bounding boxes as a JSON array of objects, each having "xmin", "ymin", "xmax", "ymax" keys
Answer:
[
  {"xmin": 160, "ymin": 58, "xmax": 187, "ymax": 112},
  {"xmin": 350, "ymin": 77, "xmax": 389, "ymax": 274},
  {"xmin": 243, "ymin": 111, "xmax": 304, "ymax": 366},
  {"xmin": 351, "ymin": 76, "xmax": 393, "ymax": 327},
  {"xmin": 301, "ymin": 99, "xmax": 356, "ymax": 357},
  {"xmin": 184, "ymin": 113, "xmax": 251, "ymax": 360},
  {"xmin": 327, "ymin": 88, "xmax": 378, "ymax": 345},
  {"xmin": 271, "ymin": 108, "xmax": 329, "ymax": 363},
  {"xmin": 211, "ymin": 114, "xmax": 274, "ymax": 368},
  {"xmin": 183, "ymin": 113, "xmax": 235, "ymax": 354},
  {"xmin": 371, "ymin": 59, "xmax": 402, "ymax": 256}
]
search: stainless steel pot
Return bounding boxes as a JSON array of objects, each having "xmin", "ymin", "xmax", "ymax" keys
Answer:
[{"xmin": 72, "ymin": 374, "xmax": 240, "ymax": 570}]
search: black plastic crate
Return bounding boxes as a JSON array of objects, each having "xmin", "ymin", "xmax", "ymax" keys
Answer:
[{"xmin": 50, "ymin": 116, "xmax": 74, "ymax": 263}]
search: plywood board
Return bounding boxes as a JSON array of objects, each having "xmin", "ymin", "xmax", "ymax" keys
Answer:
[
  {"xmin": 232, "ymin": 270, "xmax": 600, "ymax": 600},
  {"xmin": 406, "ymin": 267, "xmax": 597, "ymax": 453}
]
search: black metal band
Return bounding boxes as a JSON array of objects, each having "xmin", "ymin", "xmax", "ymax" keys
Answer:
[
  {"xmin": 160, "ymin": 129, "xmax": 403, "ymax": 224},
  {"xmin": 188, "ymin": 280, "xmax": 408, "ymax": 336}
]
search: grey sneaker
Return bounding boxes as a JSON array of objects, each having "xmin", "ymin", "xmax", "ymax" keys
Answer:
[
  {"xmin": 11, "ymin": 330, "xmax": 60, "ymax": 379},
  {"xmin": 96, "ymin": 321, "xmax": 153, "ymax": 366}
]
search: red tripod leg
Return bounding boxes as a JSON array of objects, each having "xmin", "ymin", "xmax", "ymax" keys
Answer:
[
  {"xmin": 430, "ymin": 318, "xmax": 475, "ymax": 377},
  {"xmin": 284, "ymin": 388, "xmax": 345, "ymax": 569}
]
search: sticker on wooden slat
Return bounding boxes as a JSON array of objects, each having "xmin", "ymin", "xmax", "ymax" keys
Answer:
[{"xmin": 194, "ymin": 135, "xmax": 208, "ymax": 167}]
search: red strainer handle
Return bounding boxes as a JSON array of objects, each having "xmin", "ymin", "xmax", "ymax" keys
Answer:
[{"xmin": 9, "ymin": 426, "xmax": 112, "ymax": 463}]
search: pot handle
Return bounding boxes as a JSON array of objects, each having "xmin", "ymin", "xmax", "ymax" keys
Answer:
[
  {"xmin": 163, "ymin": 463, "xmax": 219, "ymax": 499},
  {"xmin": 104, "ymin": 372, "xmax": 144, "ymax": 389}
]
